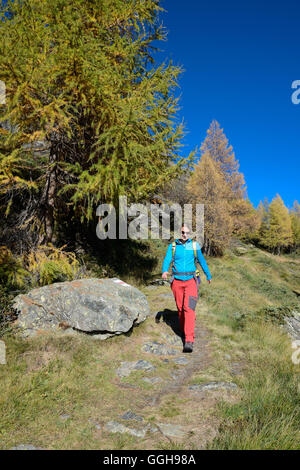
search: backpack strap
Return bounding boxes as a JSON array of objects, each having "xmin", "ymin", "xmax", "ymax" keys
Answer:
[
  {"xmin": 169, "ymin": 242, "xmax": 176, "ymax": 285},
  {"xmin": 192, "ymin": 240, "xmax": 200, "ymax": 276},
  {"xmin": 192, "ymin": 240, "xmax": 197, "ymax": 264},
  {"xmin": 171, "ymin": 241, "xmax": 177, "ymax": 272}
]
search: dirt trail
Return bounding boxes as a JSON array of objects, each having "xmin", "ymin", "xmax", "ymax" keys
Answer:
[
  {"xmin": 107, "ymin": 286, "xmax": 240, "ymax": 449},
  {"xmin": 140, "ymin": 322, "xmax": 213, "ymax": 409},
  {"xmin": 99, "ymin": 284, "xmax": 242, "ymax": 449}
]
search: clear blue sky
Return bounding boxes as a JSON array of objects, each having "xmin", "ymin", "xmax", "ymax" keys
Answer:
[{"xmin": 155, "ymin": 0, "xmax": 300, "ymax": 209}]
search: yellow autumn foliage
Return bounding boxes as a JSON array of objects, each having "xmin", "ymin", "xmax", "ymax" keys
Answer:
[
  {"xmin": 0, "ymin": 244, "xmax": 80, "ymax": 289},
  {"xmin": 26, "ymin": 244, "xmax": 80, "ymax": 286},
  {"xmin": 0, "ymin": 246, "xmax": 28, "ymax": 288}
]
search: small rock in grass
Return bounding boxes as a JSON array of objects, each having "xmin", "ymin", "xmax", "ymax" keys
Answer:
[
  {"xmin": 142, "ymin": 341, "xmax": 178, "ymax": 356},
  {"xmin": 172, "ymin": 357, "xmax": 189, "ymax": 365},
  {"xmin": 10, "ymin": 444, "xmax": 44, "ymax": 450},
  {"xmin": 120, "ymin": 410, "xmax": 144, "ymax": 422},
  {"xmin": 104, "ymin": 421, "xmax": 146, "ymax": 438},
  {"xmin": 116, "ymin": 360, "xmax": 156, "ymax": 378},
  {"xmin": 142, "ymin": 377, "xmax": 163, "ymax": 384},
  {"xmin": 161, "ymin": 333, "xmax": 183, "ymax": 346},
  {"xmin": 88, "ymin": 418, "xmax": 101, "ymax": 430},
  {"xmin": 156, "ymin": 423, "xmax": 187, "ymax": 439},
  {"xmin": 144, "ymin": 397, "xmax": 157, "ymax": 407},
  {"xmin": 59, "ymin": 414, "xmax": 71, "ymax": 421},
  {"xmin": 170, "ymin": 372, "xmax": 181, "ymax": 379},
  {"xmin": 188, "ymin": 381, "xmax": 238, "ymax": 392},
  {"xmin": 146, "ymin": 423, "xmax": 159, "ymax": 434}
]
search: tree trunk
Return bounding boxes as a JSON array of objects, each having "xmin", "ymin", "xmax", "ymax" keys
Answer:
[
  {"xmin": 207, "ymin": 238, "xmax": 211, "ymax": 256},
  {"xmin": 204, "ymin": 236, "xmax": 208, "ymax": 254},
  {"xmin": 38, "ymin": 150, "xmax": 57, "ymax": 245}
]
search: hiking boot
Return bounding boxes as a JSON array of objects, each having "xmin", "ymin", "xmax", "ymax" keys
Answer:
[{"xmin": 183, "ymin": 342, "xmax": 193, "ymax": 353}]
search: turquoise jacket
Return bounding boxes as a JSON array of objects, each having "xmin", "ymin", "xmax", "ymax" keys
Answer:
[{"xmin": 162, "ymin": 238, "xmax": 212, "ymax": 281}]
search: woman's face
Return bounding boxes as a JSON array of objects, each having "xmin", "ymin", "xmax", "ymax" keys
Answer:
[{"xmin": 181, "ymin": 226, "xmax": 190, "ymax": 241}]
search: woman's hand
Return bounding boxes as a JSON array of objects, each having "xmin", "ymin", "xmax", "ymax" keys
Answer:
[{"xmin": 162, "ymin": 272, "xmax": 169, "ymax": 280}]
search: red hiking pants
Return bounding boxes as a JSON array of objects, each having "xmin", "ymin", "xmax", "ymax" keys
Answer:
[{"xmin": 171, "ymin": 278, "xmax": 198, "ymax": 343}]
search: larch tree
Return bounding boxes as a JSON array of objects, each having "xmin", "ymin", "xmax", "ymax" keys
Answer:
[
  {"xmin": 260, "ymin": 194, "xmax": 293, "ymax": 254},
  {"xmin": 252, "ymin": 199, "xmax": 268, "ymax": 244},
  {"xmin": 0, "ymin": 0, "xmax": 194, "ymax": 249},
  {"xmin": 187, "ymin": 151, "xmax": 233, "ymax": 256},
  {"xmin": 199, "ymin": 120, "xmax": 258, "ymax": 240},
  {"xmin": 159, "ymin": 166, "xmax": 193, "ymax": 206},
  {"xmin": 200, "ymin": 120, "xmax": 246, "ymax": 199},
  {"xmin": 290, "ymin": 200, "xmax": 300, "ymax": 250},
  {"xmin": 229, "ymin": 197, "xmax": 259, "ymax": 239}
]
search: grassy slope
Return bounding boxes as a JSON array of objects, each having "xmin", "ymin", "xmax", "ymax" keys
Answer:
[
  {"xmin": 0, "ymin": 239, "xmax": 299, "ymax": 449},
  {"xmin": 197, "ymin": 242, "xmax": 300, "ymax": 449}
]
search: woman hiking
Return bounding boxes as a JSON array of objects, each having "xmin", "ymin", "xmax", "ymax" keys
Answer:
[{"xmin": 162, "ymin": 224, "xmax": 212, "ymax": 353}]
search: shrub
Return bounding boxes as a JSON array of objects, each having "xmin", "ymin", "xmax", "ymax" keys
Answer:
[
  {"xmin": 255, "ymin": 304, "xmax": 299, "ymax": 325},
  {"xmin": 26, "ymin": 244, "xmax": 80, "ymax": 286},
  {"xmin": 0, "ymin": 285, "xmax": 16, "ymax": 337},
  {"xmin": 0, "ymin": 246, "xmax": 29, "ymax": 288}
]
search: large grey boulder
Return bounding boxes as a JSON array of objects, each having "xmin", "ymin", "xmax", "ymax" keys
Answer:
[{"xmin": 12, "ymin": 278, "xmax": 150, "ymax": 339}]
